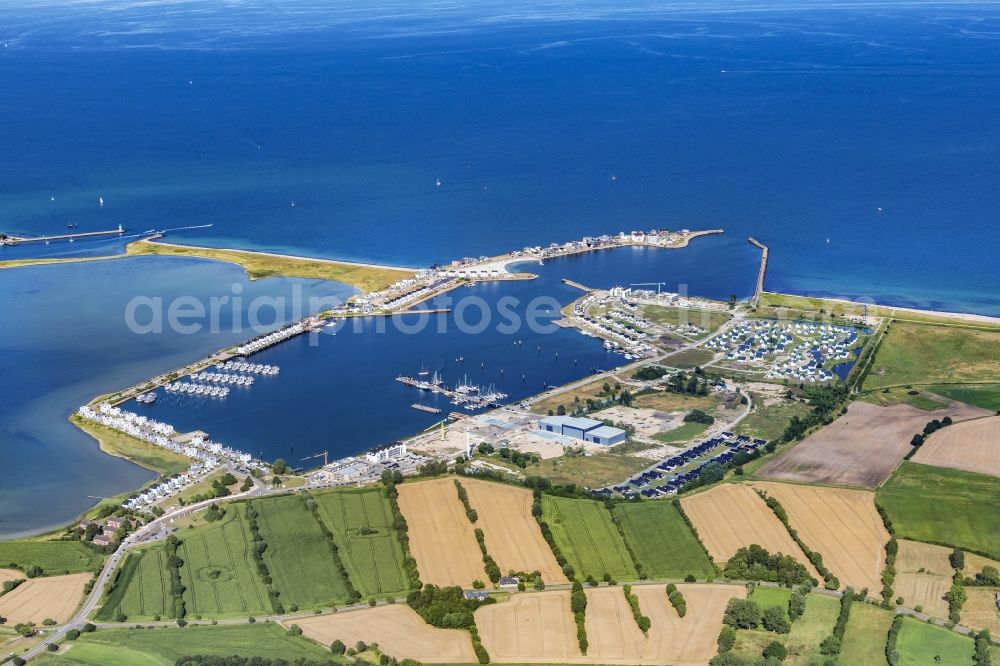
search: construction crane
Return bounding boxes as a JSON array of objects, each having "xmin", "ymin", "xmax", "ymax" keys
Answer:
[
  {"xmin": 301, "ymin": 450, "xmax": 328, "ymax": 467},
  {"xmin": 630, "ymin": 282, "xmax": 666, "ymax": 294},
  {"xmin": 423, "ymin": 419, "xmax": 447, "ymax": 441}
]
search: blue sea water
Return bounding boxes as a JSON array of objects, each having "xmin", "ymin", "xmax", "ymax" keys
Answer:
[{"xmin": 1, "ymin": 0, "xmax": 998, "ymax": 313}]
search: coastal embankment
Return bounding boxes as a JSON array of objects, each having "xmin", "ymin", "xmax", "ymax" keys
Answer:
[{"xmin": 0, "ymin": 237, "xmax": 416, "ymax": 294}]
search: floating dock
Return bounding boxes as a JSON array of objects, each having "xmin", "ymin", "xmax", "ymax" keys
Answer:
[
  {"xmin": 411, "ymin": 403, "xmax": 442, "ymax": 414},
  {"xmin": 1, "ymin": 225, "xmax": 126, "ymax": 246}
]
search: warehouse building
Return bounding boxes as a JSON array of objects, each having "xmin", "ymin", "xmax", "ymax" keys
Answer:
[{"xmin": 537, "ymin": 415, "xmax": 627, "ymax": 446}]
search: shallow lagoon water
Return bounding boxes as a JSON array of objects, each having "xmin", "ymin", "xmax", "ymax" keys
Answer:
[{"xmin": 0, "ymin": 257, "xmax": 353, "ymax": 538}]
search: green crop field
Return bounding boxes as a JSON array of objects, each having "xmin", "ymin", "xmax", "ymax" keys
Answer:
[
  {"xmin": 254, "ymin": 494, "xmax": 352, "ymax": 608},
  {"xmin": 732, "ymin": 592, "xmax": 839, "ymax": 663},
  {"xmin": 928, "ymin": 383, "xmax": 1000, "ymax": 411},
  {"xmin": 96, "ymin": 548, "xmax": 173, "ymax": 621},
  {"xmin": 177, "ymin": 507, "xmax": 273, "ymax": 618},
  {"xmin": 612, "ymin": 502, "xmax": 715, "ymax": 579},
  {"xmin": 97, "ymin": 507, "xmax": 273, "ymax": 621},
  {"xmin": 860, "ymin": 387, "xmax": 950, "ymax": 411},
  {"xmin": 0, "ymin": 540, "xmax": 102, "ymax": 575},
  {"xmin": 838, "ymin": 602, "xmax": 894, "ymax": 665},
  {"xmin": 879, "ymin": 462, "xmax": 1000, "ymax": 560},
  {"xmin": 896, "ymin": 616, "xmax": 974, "ymax": 666},
  {"xmin": 865, "ymin": 322, "xmax": 1000, "ymax": 390},
  {"xmin": 34, "ymin": 624, "xmax": 344, "ymax": 665},
  {"xmin": 313, "ymin": 488, "xmax": 409, "ymax": 597},
  {"xmin": 541, "ymin": 495, "xmax": 636, "ymax": 580}
]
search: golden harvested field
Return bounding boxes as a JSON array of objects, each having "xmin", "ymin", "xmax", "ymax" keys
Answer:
[
  {"xmin": 292, "ymin": 605, "xmax": 476, "ymax": 664},
  {"xmin": 0, "ymin": 573, "xmax": 90, "ymax": 624},
  {"xmin": 396, "ymin": 478, "xmax": 487, "ymax": 587},
  {"xmin": 914, "ymin": 416, "xmax": 1000, "ymax": 478},
  {"xmin": 753, "ymin": 482, "xmax": 889, "ymax": 592},
  {"xmin": 476, "ymin": 590, "xmax": 580, "ymax": 663},
  {"xmin": 966, "ymin": 551, "xmax": 1000, "ymax": 576},
  {"xmin": 681, "ymin": 484, "xmax": 820, "ymax": 579},
  {"xmin": 462, "ymin": 478, "xmax": 567, "ymax": 584},
  {"xmin": 895, "ymin": 540, "xmax": 953, "ymax": 618},
  {"xmin": 963, "ymin": 587, "xmax": 1000, "ymax": 634},
  {"xmin": 0, "ymin": 569, "xmax": 23, "ymax": 584},
  {"xmin": 584, "ymin": 584, "xmax": 745, "ymax": 665},
  {"xmin": 757, "ymin": 402, "xmax": 988, "ymax": 489}
]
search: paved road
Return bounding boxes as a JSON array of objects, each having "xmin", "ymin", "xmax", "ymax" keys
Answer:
[{"xmin": 20, "ymin": 473, "xmax": 279, "ymax": 661}]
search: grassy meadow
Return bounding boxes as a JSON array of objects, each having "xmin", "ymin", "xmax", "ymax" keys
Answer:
[
  {"xmin": 653, "ymin": 421, "xmax": 709, "ymax": 443},
  {"xmin": 612, "ymin": 502, "xmax": 715, "ymax": 579},
  {"xmin": 312, "ymin": 488, "xmax": 410, "ymax": 597},
  {"xmin": 126, "ymin": 240, "xmax": 413, "ymax": 293},
  {"xmin": 927, "ymin": 383, "xmax": 1000, "ymax": 411},
  {"xmin": 0, "ymin": 540, "xmax": 103, "ymax": 576},
  {"xmin": 540, "ymin": 495, "xmax": 636, "ymax": 580},
  {"xmin": 34, "ymin": 624, "xmax": 343, "ymax": 665},
  {"xmin": 838, "ymin": 602, "xmax": 894, "ymax": 665},
  {"xmin": 732, "ymin": 395, "xmax": 813, "ymax": 443},
  {"xmin": 865, "ymin": 322, "xmax": 1000, "ymax": 389},
  {"xmin": 879, "ymin": 462, "xmax": 1000, "ymax": 560},
  {"xmin": 731, "ymin": 592, "xmax": 839, "ymax": 664},
  {"xmin": 896, "ymin": 616, "xmax": 974, "ymax": 666},
  {"xmin": 642, "ymin": 305, "xmax": 731, "ymax": 337}
]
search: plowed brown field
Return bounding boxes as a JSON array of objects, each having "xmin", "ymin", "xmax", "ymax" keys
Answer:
[
  {"xmin": 753, "ymin": 482, "xmax": 889, "ymax": 592},
  {"xmin": 0, "ymin": 573, "xmax": 90, "ymax": 624},
  {"xmin": 462, "ymin": 478, "xmax": 567, "ymax": 584},
  {"xmin": 913, "ymin": 416, "xmax": 1000, "ymax": 478},
  {"xmin": 292, "ymin": 604, "xmax": 476, "ymax": 664},
  {"xmin": 681, "ymin": 484, "xmax": 820, "ymax": 579},
  {"xmin": 757, "ymin": 402, "xmax": 988, "ymax": 489},
  {"xmin": 397, "ymin": 478, "xmax": 487, "ymax": 587}
]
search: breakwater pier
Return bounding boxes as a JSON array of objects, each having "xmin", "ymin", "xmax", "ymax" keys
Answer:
[
  {"xmin": 748, "ymin": 237, "xmax": 769, "ymax": 308},
  {"xmin": 1, "ymin": 225, "xmax": 126, "ymax": 245}
]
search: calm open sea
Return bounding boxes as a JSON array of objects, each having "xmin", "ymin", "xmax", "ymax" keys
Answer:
[{"xmin": 1, "ymin": 0, "xmax": 999, "ymax": 313}]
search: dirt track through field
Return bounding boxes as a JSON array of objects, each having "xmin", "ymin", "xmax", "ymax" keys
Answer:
[
  {"xmin": 681, "ymin": 484, "xmax": 820, "ymax": 580},
  {"xmin": 0, "ymin": 573, "xmax": 90, "ymax": 624},
  {"xmin": 397, "ymin": 478, "xmax": 487, "ymax": 587},
  {"xmin": 757, "ymin": 402, "xmax": 989, "ymax": 489},
  {"xmin": 753, "ymin": 482, "xmax": 889, "ymax": 592},
  {"xmin": 292, "ymin": 604, "xmax": 476, "ymax": 664},
  {"xmin": 462, "ymin": 478, "xmax": 567, "ymax": 584},
  {"xmin": 914, "ymin": 416, "xmax": 1000, "ymax": 478}
]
